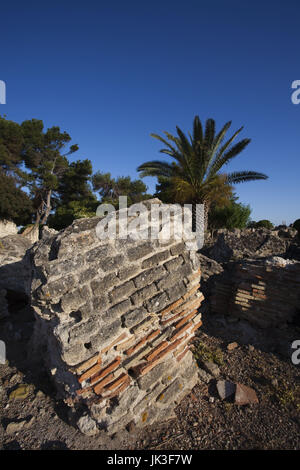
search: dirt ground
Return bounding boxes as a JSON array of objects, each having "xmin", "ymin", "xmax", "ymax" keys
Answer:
[{"xmin": 0, "ymin": 303, "xmax": 299, "ymax": 450}]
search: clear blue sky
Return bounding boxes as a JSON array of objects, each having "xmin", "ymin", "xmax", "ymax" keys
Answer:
[{"xmin": 1, "ymin": 0, "xmax": 300, "ymax": 225}]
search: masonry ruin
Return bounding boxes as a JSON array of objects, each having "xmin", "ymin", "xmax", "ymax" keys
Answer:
[
  {"xmin": 29, "ymin": 202, "xmax": 204, "ymax": 435},
  {"xmin": 211, "ymin": 257, "xmax": 300, "ymax": 328}
]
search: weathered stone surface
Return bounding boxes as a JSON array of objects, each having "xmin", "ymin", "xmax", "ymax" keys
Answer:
[
  {"xmin": 6, "ymin": 420, "xmax": 27, "ymax": 434},
  {"xmin": 29, "ymin": 200, "xmax": 203, "ymax": 436},
  {"xmin": 77, "ymin": 415, "xmax": 99, "ymax": 436},
  {"xmin": 216, "ymin": 380, "xmax": 236, "ymax": 400},
  {"xmin": 122, "ymin": 307, "xmax": 148, "ymax": 328},
  {"xmin": 235, "ymin": 383, "xmax": 259, "ymax": 405},
  {"xmin": 202, "ymin": 361, "xmax": 220, "ymax": 378}
]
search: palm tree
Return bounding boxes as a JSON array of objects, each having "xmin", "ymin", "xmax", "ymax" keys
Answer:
[{"xmin": 137, "ymin": 116, "xmax": 268, "ymax": 233}]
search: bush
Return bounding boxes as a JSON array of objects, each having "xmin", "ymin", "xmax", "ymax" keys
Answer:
[
  {"xmin": 209, "ymin": 201, "xmax": 251, "ymax": 230},
  {"xmin": 48, "ymin": 200, "xmax": 97, "ymax": 231},
  {"xmin": 254, "ymin": 219, "xmax": 274, "ymax": 229}
]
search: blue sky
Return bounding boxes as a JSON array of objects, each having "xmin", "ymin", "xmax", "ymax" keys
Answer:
[{"xmin": 1, "ymin": 0, "xmax": 300, "ymax": 225}]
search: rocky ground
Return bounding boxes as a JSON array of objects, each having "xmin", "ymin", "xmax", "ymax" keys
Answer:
[{"xmin": 0, "ymin": 302, "xmax": 300, "ymax": 450}]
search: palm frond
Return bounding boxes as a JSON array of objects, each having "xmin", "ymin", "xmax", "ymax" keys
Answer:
[
  {"xmin": 204, "ymin": 118, "xmax": 215, "ymax": 148},
  {"xmin": 226, "ymin": 171, "xmax": 268, "ymax": 184},
  {"xmin": 137, "ymin": 160, "xmax": 177, "ymax": 179}
]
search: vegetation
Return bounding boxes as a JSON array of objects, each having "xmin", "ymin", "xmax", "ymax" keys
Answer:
[
  {"xmin": 137, "ymin": 115, "xmax": 268, "ymax": 231},
  {"xmin": 208, "ymin": 195, "xmax": 251, "ymax": 230},
  {"xmin": 0, "ymin": 116, "xmax": 152, "ymax": 231},
  {"xmin": 1, "ymin": 114, "xmax": 270, "ymax": 233},
  {"xmin": 92, "ymin": 172, "xmax": 152, "ymax": 208},
  {"xmin": 253, "ymin": 220, "xmax": 274, "ymax": 229}
]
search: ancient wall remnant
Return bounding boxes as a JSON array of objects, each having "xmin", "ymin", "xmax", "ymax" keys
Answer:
[
  {"xmin": 30, "ymin": 202, "xmax": 204, "ymax": 434},
  {"xmin": 203, "ymin": 227, "xmax": 298, "ymax": 263},
  {"xmin": 211, "ymin": 257, "xmax": 300, "ymax": 328}
]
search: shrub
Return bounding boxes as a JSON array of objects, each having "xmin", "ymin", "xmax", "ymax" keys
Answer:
[{"xmin": 255, "ymin": 219, "xmax": 274, "ymax": 229}]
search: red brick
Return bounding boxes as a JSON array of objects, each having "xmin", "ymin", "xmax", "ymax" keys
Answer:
[
  {"xmin": 183, "ymin": 283, "xmax": 201, "ymax": 300},
  {"xmin": 175, "ymin": 309, "xmax": 197, "ymax": 329},
  {"xmin": 93, "ymin": 373, "xmax": 115, "ymax": 394},
  {"xmin": 102, "ymin": 377, "xmax": 131, "ymax": 399},
  {"xmin": 125, "ymin": 329, "xmax": 160, "ymax": 356},
  {"xmin": 101, "ymin": 332, "xmax": 129, "ymax": 354},
  {"xmin": 190, "ymin": 320, "xmax": 202, "ymax": 333},
  {"xmin": 144, "ymin": 340, "xmax": 169, "ymax": 362},
  {"xmin": 170, "ymin": 321, "xmax": 193, "ymax": 341},
  {"xmin": 83, "ymin": 356, "xmax": 121, "ymax": 385},
  {"xmin": 75, "ymin": 354, "xmax": 101, "ymax": 376},
  {"xmin": 102, "ymin": 372, "xmax": 129, "ymax": 393},
  {"xmin": 160, "ymin": 298, "xmax": 184, "ymax": 317},
  {"xmin": 176, "ymin": 347, "xmax": 190, "ymax": 362}
]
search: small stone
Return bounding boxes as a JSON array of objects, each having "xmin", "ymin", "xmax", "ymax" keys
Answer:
[
  {"xmin": 36, "ymin": 390, "xmax": 45, "ymax": 399},
  {"xmin": 9, "ymin": 384, "xmax": 31, "ymax": 400},
  {"xmin": 248, "ymin": 345, "xmax": 255, "ymax": 352},
  {"xmin": 77, "ymin": 414, "xmax": 99, "ymax": 436},
  {"xmin": 202, "ymin": 361, "xmax": 220, "ymax": 378},
  {"xmin": 9, "ymin": 373, "xmax": 22, "ymax": 384},
  {"xmin": 197, "ymin": 368, "xmax": 212, "ymax": 383},
  {"xmin": 216, "ymin": 380, "xmax": 236, "ymax": 400},
  {"xmin": 235, "ymin": 383, "xmax": 259, "ymax": 405},
  {"xmin": 209, "ymin": 397, "xmax": 215, "ymax": 403},
  {"xmin": 227, "ymin": 342, "xmax": 238, "ymax": 351},
  {"xmin": 6, "ymin": 420, "xmax": 26, "ymax": 434}
]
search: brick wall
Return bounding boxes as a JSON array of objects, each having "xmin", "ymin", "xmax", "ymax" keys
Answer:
[
  {"xmin": 30, "ymin": 206, "xmax": 203, "ymax": 434},
  {"xmin": 211, "ymin": 257, "xmax": 300, "ymax": 328}
]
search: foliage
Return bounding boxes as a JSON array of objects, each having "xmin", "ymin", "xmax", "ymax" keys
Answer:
[
  {"xmin": 92, "ymin": 171, "xmax": 152, "ymax": 208},
  {"xmin": 193, "ymin": 341, "xmax": 224, "ymax": 366},
  {"xmin": 254, "ymin": 219, "xmax": 274, "ymax": 229},
  {"xmin": 21, "ymin": 119, "xmax": 79, "ymax": 225},
  {"xmin": 209, "ymin": 199, "xmax": 251, "ymax": 230},
  {"xmin": 137, "ymin": 116, "xmax": 268, "ymax": 230},
  {"xmin": 0, "ymin": 173, "xmax": 33, "ymax": 225},
  {"xmin": 48, "ymin": 199, "xmax": 98, "ymax": 231}
]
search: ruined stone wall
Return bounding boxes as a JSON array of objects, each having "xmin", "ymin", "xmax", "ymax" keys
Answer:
[
  {"xmin": 30, "ymin": 207, "xmax": 203, "ymax": 434},
  {"xmin": 203, "ymin": 227, "xmax": 298, "ymax": 263},
  {"xmin": 211, "ymin": 257, "xmax": 300, "ymax": 328}
]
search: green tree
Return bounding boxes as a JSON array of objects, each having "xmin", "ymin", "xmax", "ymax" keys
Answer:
[
  {"xmin": 0, "ymin": 173, "xmax": 33, "ymax": 225},
  {"xmin": 48, "ymin": 159, "xmax": 98, "ymax": 230},
  {"xmin": 137, "ymin": 116, "xmax": 268, "ymax": 231},
  {"xmin": 21, "ymin": 119, "xmax": 79, "ymax": 225},
  {"xmin": 254, "ymin": 219, "xmax": 274, "ymax": 229},
  {"xmin": 92, "ymin": 172, "xmax": 152, "ymax": 207},
  {"xmin": 209, "ymin": 199, "xmax": 251, "ymax": 230}
]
